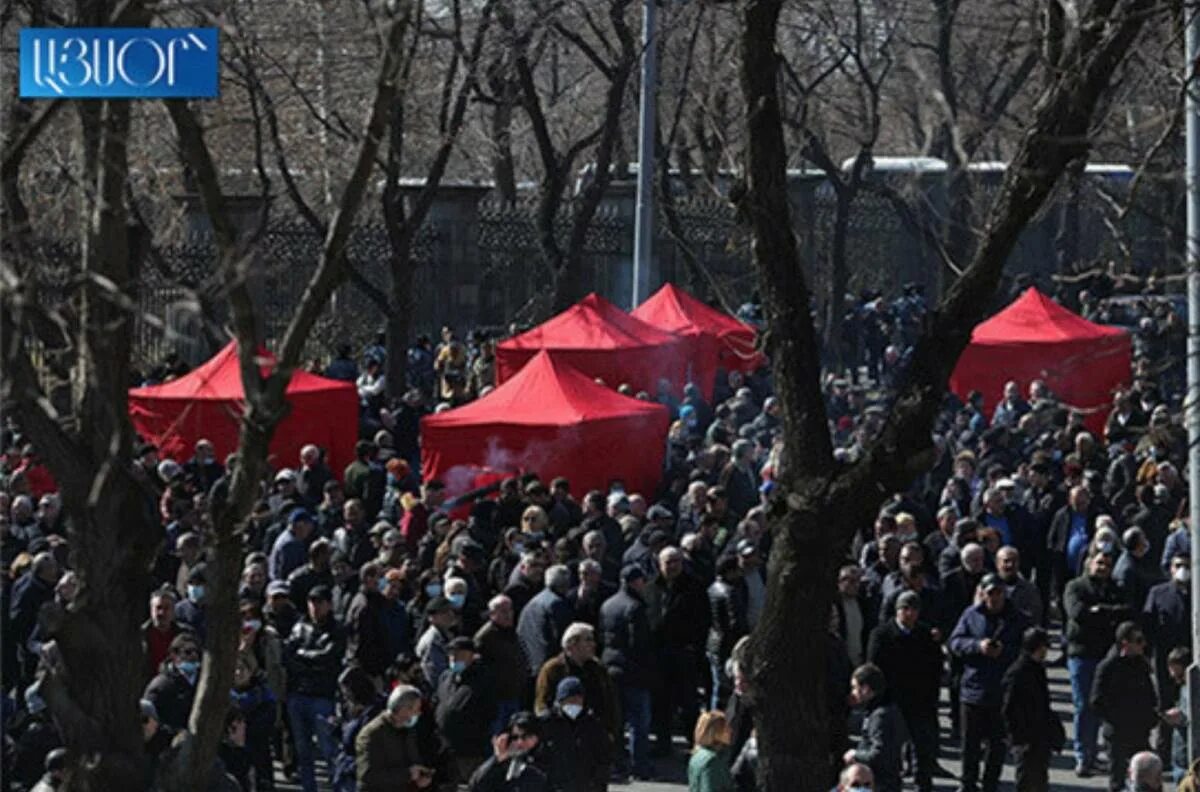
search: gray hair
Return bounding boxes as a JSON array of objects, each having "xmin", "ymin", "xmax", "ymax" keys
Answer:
[
  {"xmin": 487, "ymin": 594, "xmax": 511, "ymax": 612},
  {"xmin": 962, "ymin": 543, "xmax": 985, "ymax": 564},
  {"xmin": 1129, "ymin": 751, "xmax": 1162, "ymax": 789},
  {"xmin": 578, "ymin": 559, "xmax": 602, "ymax": 577},
  {"xmin": 583, "ymin": 529, "xmax": 606, "ymax": 549},
  {"xmin": 545, "ymin": 564, "xmax": 571, "ymax": 593},
  {"xmin": 444, "ymin": 577, "xmax": 468, "ymax": 594},
  {"xmin": 387, "ymin": 684, "xmax": 422, "ymax": 713},
  {"xmin": 562, "ymin": 622, "xmax": 594, "ymax": 649},
  {"xmin": 732, "ymin": 439, "xmax": 754, "ymax": 459}
]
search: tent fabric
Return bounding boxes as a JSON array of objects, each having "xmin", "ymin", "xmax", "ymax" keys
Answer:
[
  {"xmin": 632, "ymin": 283, "xmax": 763, "ymax": 400},
  {"xmin": 495, "ymin": 292, "xmax": 689, "ymax": 394},
  {"xmin": 949, "ymin": 288, "xmax": 1131, "ymax": 428},
  {"xmin": 128, "ymin": 342, "xmax": 359, "ymax": 475},
  {"xmin": 423, "ymin": 351, "xmax": 670, "ymax": 499}
]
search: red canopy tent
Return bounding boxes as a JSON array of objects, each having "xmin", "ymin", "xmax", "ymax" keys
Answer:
[
  {"xmin": 632, "ymin": 283, "xmax": 763, "ymax": 399},
  {"xmin": 423, "ymin": 350, "xmax": 670, "ymax": 499},
  {"xmin": 495, "ymin": 292, "xmax": 689, "ymax": 394},
  {"xmin": 128, "ymin": 342, "xmax": 359, "ymax": 475},
  {"xmin": 949, "ymin": 288, "xmax": 1131, "ymax": 428}
]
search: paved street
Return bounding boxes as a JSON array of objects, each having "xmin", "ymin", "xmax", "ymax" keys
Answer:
[{"xmin": 277, "ymin": 659, "xmax": 1123, "ymax": 792}]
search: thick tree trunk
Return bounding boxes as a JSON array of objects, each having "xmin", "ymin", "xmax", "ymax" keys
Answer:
[
  {"xmin": 385, "ymin": 248, "xmax": 416, "ymax": 397},
  {"xmin": 747, "ymin": 502, "xmax": 841, "ymax": 792}
]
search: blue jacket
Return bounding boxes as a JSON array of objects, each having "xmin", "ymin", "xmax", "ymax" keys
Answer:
[
  {"xmin": 948, "ymin": 601, "xmax": 1028, "ymax": 707},
  {"xmin": 269, "ymin": 528, "xmax": 308, "ymax": 582}
]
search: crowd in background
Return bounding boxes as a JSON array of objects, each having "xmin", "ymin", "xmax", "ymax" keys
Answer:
[{"xmin": 0, "ymin": 284, "xmax": 1193, "ymax": 792}]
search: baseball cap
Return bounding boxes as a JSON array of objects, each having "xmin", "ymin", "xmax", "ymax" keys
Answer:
[
  {"xmin": 621, "ymin": 565, "xmax": 646, "ymax": 584},
  {"xmin": 275, "ymin": 468, "xmax": 298, "ymax": 483},
  {"xmin": 447, "ymin": 636, "xmax": 476, "ymax": 652},
  {"xmin": 556, "ymin": 676, "xmax": 585, "ymax": 702},
  {"xmin": 288, "ymin": 508, "xmax": 313, "ymax": 526},
  {"xmin": 266, "ymin": 580, "xmax": 291, "ymax": 597},
  {"xmin": 306, "ymin": 585, "xmax": 332, "ymax": 602},
  {"xmin": 979, "ymin": 573, "xmax": 1004, "ymax": 592}
]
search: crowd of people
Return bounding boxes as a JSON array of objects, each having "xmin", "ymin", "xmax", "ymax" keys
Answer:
[{"xmin": 0, "ymin": 287, "xmax": 1194, "ymax": 792}]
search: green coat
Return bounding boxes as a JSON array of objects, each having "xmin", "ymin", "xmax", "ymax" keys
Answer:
[{"xmin": 688, "ymin": 747, "xmax": 735, "ymax": 792}]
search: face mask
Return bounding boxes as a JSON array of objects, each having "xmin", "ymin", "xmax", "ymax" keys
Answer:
[
  {"xmin": 425, "ymin": 582, "xmax": 442, "ymax": 598},
  {"xmin": 243, "ymin": 619, "xmax": 262, "ymax": 633},
  {"xmin": 187, "ymin": 584, "xmax": 205, "ymax": 603},
  {"xmin": 898, "ymin": 532, "xmax": 918, "ymax": 545},
  {"xmin": 404, "ymin": 713, "xmax": 420, "ymax": 729},
  {"xmin": 849, "ymin": 786, "xmax": 872, "ymax": 792},
  {"xmin": 447, "ymin": 593, "xmax": 466, "ymax": 609},
  {"xmin": 378, "ymin": 578, "xmax": 390, "ymax": 594},
  {"xmin": 562, "ymin": 703, "xmax": 583, "ymax": 720},
  {"xmin": 512, "ymin": 541, "xmax": 525, "ymax": 555},
  {"xmin": 1175, "ymin": 568, "xmax": 1191, "ymax": 584},
  {"xmin": 449, "ymin": 660, "xmax": 467, "ymax": 674},
  {"xmin": 178, "ymin": 660, "xmax": 200, "ymax": 681}
]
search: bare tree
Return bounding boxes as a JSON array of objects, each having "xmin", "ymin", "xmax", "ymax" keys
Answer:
[
  {"xmin": 733, "ymin": 2, "xmax": 1168, "ymax": 792},
  {"xmin": 1, "ymin": 1, "xmax": 408, "ymax": 788},
  {"xmin": 495, "ymin": 0, "xmax": 638, "ymax": 314}
]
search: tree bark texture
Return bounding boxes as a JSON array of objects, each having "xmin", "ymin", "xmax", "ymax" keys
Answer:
[{"xmin": 737, "ymin": 1, "xmax": 1163, "ymax": 791}]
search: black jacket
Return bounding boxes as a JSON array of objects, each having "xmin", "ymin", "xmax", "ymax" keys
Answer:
[
  {"xmin": 346, "ymin": 589, "xmax": 392, "ymax": 676},
  {"xmin": 1001, "ymin": 652, "xmax": 1064, "ymax": 749},
  {"xmin": 598, "ymin": 585, "xmax": 654, "ymax": 688},
  {"xmin": 852, "ymin": 698, "xmax": 906, "ymax": 792},
  {"xmin": 143, "ymin": 665, "xmax": 197, "ymax": 731},
  {"xmin": 516, "ymin": 588, "xmax": 573, "ymax": 678},
  {"xmin": 706, "ymin": 578, "xmax": 749, "ymax": 661},
  {"xmin": 647, "ymin": 571, "xmax": 710, "ymax": 652},
  {"xmin": 1090, "ymin": 647, "xmax": 1157, "ymax": 741},
  {"xmin": 435, "ymin": 661, "xmax": 496, "ymax": 758},
  {"xmin": 1063, "ymin": 575, "xmax": 1132, "ymax": 659},
  {"xmin": 1142, "ymin": 581, "xmax": 1190, "ymax": 662},
  {"xmin": 285, "ymin": 615, "xmax": 347, "ymax": 698},
  {"xmin": 468, "ymin": 754, "xmax": 550, "ymax": 792},
  {"xmin": 866, "ymin": 621, "xmax": 942, "ymax": 712},
  {"xmin": 539, "ymin": 708, "xmax": 611, "ymax": 792}
]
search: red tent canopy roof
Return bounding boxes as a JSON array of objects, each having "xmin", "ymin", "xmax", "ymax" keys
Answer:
[
  {"xmin": 425, "ymin": 350, "xmax": 667, "ymax": 427},
  {"xmin": 498, "ymin": 292, "xmax": 682, "ymax": 351},
  {"xmin": 970, "ymin": 288, "xmax": 1127, "ymax": 344},
  {"xmin": 129, "ymin": 341, "xmax": 350, "ymax": 400},
  {"xmin": 632, "ymin": 283, "xmax": 756, "ymax": 340}
]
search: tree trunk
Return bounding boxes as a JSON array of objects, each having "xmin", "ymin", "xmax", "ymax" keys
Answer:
[
  {"xmin": 822, "ymin": 189, "xmax": 852, "ymax": 376},
  {"xmin": 747, "ymin": 502, "xmax": 841, "ymax": 791},
  {"xmin": 385, "ymin": 242, "xmax": 416, "ymax": 398}
]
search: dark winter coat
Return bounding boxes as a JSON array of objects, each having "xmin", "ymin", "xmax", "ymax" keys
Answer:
[
  {"xmin": 948, "ymin": 601, "xmax": 1028, "ymax": 707},
  {"xmin": 1063, "ymin": 574, "xmax": 1132, "ymax": 659},
  {"xmin": 1091, "ymin": 647, "xmax": 1158, "ymax": 742},
  {"xmin": 285, "ymin": 615, "xmax": 347, "ymax": 699},
  {"xmin": 474, "ymin": 620, "xmax": 527, "ymax": 702},
  {"xmin": 598, "ymin": 585, "xmax": 654, "ymax": 689},
  {"xmin": 866, "ymin": 620, "xmax": 942, "ymax": 712},
  {"xmin": 143, "ymin": 665, "xmax": 198, "ymax": 731},
  {"xmin": 356, "ymin": 710, "xmax": 456, "ymax": 792},
  {"xmin": 539, "ymin": 708, "xmax": 611, "ymax": 792},
  {"xmin": 1001, "ymin": 652, "xmax": 1064, "ymax": 749},
  {"xmin": 516, "ymin": 588, "xmax": 573, "ymax": 678},
  {"xmin": 435, "ymin": 661, "xmax": 496, "ymax": 759},
  {"xmin": 852, "ymin": 698, "xmax": 907, "ymax": 792}
]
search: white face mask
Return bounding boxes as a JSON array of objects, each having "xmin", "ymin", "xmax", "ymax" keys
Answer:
[
  {"xmin": 562, "ymin": 703, "xmax": 583, "ymax": 720},
  {"xmin": 1174, "ymin": 567, "xmax": 1191, "ymax": 584}
]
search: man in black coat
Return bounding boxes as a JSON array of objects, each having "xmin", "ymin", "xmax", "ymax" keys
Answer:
[
  {"xmin": 435, "ymin": 636, "xmax": 496, "ymax": 781},
  {"xmin": 867, "ymin": 591, "xmax": 943, "ymax": 792},
  {"xmin": 1091, "ymin": 622, "xmax": 1158, "ymax": 792},
  {"xmin": 539, "ymin": 677, "xmax": 611, "ymax": 792},
  {"xmin": 344, "ymin": 563, "xmax": 390, "ymax": 680},
  {"xmin": 516, "ymin": 564, "xmax": 573, "ymax": 681},
  {"xmin": 1143, "ymin": 552, "xmax": 1191, "ymax": 759},
  {"xmin": 1002, "ymin": 628, "xmax": 1065, "ymax": 792},
  {"xmin": 645, "ymin": 545, "xmax": 710, "ymax": 758},
  {"xmin": 842, "ymin": 663, "xmax": 906, "ymax": 792},
  {"xmin": 143, "ymin": 633, "xmax": 201, "ymax": 731},
  {"xmin": 706, "ymin": 556, "xmax": 749, "ymax": 709},
  {"xmin": 599, "ymin": 566, "xmax": 655, "ymax": 779}
]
